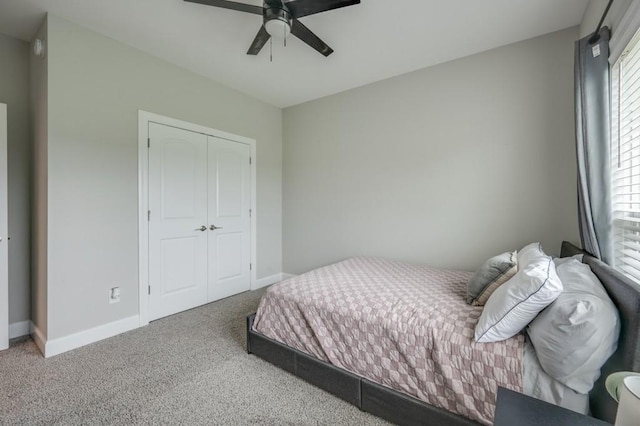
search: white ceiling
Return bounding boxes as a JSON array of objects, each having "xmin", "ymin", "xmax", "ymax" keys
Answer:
[{"xmin": 0, "ymin": 0, "xmax": 589, "ymax": 107}]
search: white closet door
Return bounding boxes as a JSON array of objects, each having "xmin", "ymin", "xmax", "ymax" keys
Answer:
[
  {"xmin": 148, "ymin": 123, "xmax": 208, "ymax": 321},
  {"xmin": 0, "ymin": 104, "xmax": 7, "ymax": 350},
  {"xmin": 207, "ymin": 136, "xmax": 251, "ymax": 301}
]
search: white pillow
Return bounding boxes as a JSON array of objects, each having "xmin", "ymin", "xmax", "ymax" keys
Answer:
[
  {"xmin": 517, "ymin": 242, "xmax": 546, "ymax": 267},
  {"xmin": 475, "ymin": 256, "xmax": 562, "ymax": 343},
  {"xmin": 527, "ymin": 258, "xmax": 620, "ymax": 394},
  {"xmin": 553, "ymin": 253, "xmax": 584, "ymax": 267}
]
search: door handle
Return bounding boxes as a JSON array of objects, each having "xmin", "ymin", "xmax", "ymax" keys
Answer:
[
  {"xmin": 196, "ymin": 226, "xmax": 207, "ymax": 232},
  {"xmin": 209, "ymin": 224, "xmax": 223, "ymax": 231}
]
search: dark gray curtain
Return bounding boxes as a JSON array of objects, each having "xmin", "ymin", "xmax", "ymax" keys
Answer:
[{"xmin": 575, "ymin": 27, "xmax": 612, "ymax": 264}]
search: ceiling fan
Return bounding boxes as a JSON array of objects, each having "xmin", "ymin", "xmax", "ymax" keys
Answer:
[{"xmin": 184, "ymin": 0, "xmax": 361, "ymax": 57}]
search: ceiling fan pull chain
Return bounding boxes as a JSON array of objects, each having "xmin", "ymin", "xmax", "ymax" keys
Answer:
[
  {"xmin": 284, "ymin": 25, "xmax": 287, "ymax": 47},
  {"xmin": 270, "ymin": 38, "xmax": 273, "ymax": 62}
]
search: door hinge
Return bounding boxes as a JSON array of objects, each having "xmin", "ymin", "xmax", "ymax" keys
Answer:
[
  {"xmin": 249, "ymin": 157, "xmax": 252, "ymax": 165},
  {"xmin": 147, "ymin": 138, "xmax": 150, "ymax": 148},
  {"xmin": 250, "ymin": 263, "xmax": 252, "ymax": 271},
  {"xmin": 148, "ymin": 285, "xmax": 151, "ymax": 295},
  {"xmin": 249, "ymin": 209, "xmax": 252, "ymax": 218},
  {"xmin": 148, "ymin": 210, "xmax": 151, "ymax": 221}
]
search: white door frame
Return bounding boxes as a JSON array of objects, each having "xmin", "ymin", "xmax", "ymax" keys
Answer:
[
  {"xmin": 138, "ymin": 110, "xmax": 257, "ymax": 327},
  {"xmin": 0, "ymin": 103, "xmax": 8, "ymax": 350}
]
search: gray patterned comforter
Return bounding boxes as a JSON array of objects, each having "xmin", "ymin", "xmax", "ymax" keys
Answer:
[{"xmin": 253, "ymin": 257, "xmax": 524, "ymax": 424}]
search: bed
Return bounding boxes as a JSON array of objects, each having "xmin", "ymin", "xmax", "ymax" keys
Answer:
[{"xmin": 246, "ymin": 242, "xmax": 640, "ymax": 425}]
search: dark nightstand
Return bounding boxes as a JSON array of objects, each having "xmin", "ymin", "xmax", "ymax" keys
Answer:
[{"xmin": 494, "ymin": 387, "xmax": 612, "ymax": 426}]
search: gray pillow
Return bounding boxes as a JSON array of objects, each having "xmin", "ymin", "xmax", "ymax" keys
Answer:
[
  {"xmin": 526, "ymin": 258, "xmax": 620, "ymax": 394},
  {"xmin": 467, "ymin": 251, "xmax": 517, "ymax": 306}
]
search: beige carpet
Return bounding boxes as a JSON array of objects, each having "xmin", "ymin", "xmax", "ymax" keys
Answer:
[{"xmin": 0, "ymin": 288, "xmax": 389, "ymax": 425}]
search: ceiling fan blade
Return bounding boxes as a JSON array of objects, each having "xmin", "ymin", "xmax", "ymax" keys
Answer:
[
  {"xmin": 286, "ymin": 0, "xmax": 360, "ymax": 19},
  {"xmin": 247, "ymin": 25, "xmax": 271, "ymax": 55},
  {"xmin": 184, "ymin": 0, "xmax": 263, "ymax": 15},
  {"xmin": 291, "ymin": 19, "xmax": 333, "ymax": 57}
]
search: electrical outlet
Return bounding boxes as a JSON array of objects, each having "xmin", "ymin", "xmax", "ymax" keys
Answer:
[{"xmin": 109, "ymin": 287, "xmax": 121, "ymax": 304}]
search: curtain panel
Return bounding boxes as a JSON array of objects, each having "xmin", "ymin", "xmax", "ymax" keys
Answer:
[{"xmin": 574, "ymin": 27, "xmax": 612, "ymax": 264}]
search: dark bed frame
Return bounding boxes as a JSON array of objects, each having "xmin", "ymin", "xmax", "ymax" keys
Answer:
[{"xmin": 246, "ymin": 241, "xmax": 640, "ymax": 425}]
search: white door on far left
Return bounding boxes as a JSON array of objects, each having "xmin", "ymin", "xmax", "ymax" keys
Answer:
[
  {"xmin": 0, "ymin": 103, "xmax": 8, "ymax": 350},
  {"xmin": 148, "ymin": 123, "xmax": 208, "ymax": 321}
]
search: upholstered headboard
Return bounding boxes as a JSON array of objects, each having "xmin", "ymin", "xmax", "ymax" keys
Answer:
[{"xmin": 560, "ymin": 241, "xmax": 640, "ymax": 423}]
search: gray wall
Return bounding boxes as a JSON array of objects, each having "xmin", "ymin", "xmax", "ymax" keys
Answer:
[
  {"xmin": 0, "ymin": 33, "xmax": 31, "ymax": 326},
  {"xmin": 283, "ymin": 27, "xmax": 580, "ymax": 275},
  {"xmin": 30, "ymin": 19, "xmax": 48, "ymax": 336},
  {"xmin": 43, "ymin": 15, "xmax": 282, "ymax": 340}
]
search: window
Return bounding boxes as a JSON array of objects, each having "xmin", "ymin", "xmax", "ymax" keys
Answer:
[{"xmin": 611, "ymin": 29, "xmax": 640, "ymax": 283}]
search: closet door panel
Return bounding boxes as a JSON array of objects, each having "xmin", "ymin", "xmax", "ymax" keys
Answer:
[
  {"xmin": 148, "ymin": 123, "xmax": 208, "ymax": 321},
  {"xmin": 208, "ymin": 137, "xmax": 251, "ymax": 302}
]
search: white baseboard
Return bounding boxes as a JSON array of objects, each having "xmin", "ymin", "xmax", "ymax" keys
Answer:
[
  {"xmin": 9, "ymin": 320, "xmax": 31, "ymax": 339},
  {"xmin": 22, "ymin": 273, "xmax": 298, "ymax": 358},
  {"xmin": 31, "ymin": 324, "xmax": 46, "ymax": 356},
  {"xmin": 252, "ymin": 272, "xmax": 297, "ymax": 290},
  {"xmin": 253, "ymin": 273, "xmax": 283, "ymax": 290},
  {"xmin": 43, "ymin": 315, "xmax": 140, "ymax": 358}
]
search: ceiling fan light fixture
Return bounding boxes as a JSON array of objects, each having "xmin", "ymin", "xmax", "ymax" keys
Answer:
[
  {"xmin": 264, "ymin": 7, "xmax": 292, "ymax": 40},
  {"xmin": 265, "ymin": 18, "xmax": 291, "ymax": 39}
]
